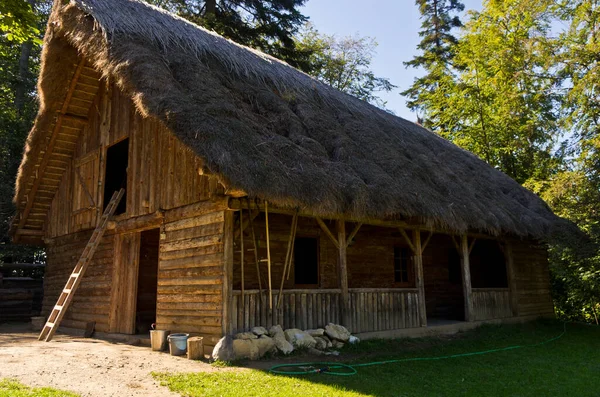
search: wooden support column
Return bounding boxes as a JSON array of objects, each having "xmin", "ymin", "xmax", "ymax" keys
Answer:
[
  {"xmin": 412, "ymin": 230, "xmax": 427, "ymax": 327},
  {"xmin": 504, "ymin": 240, "xmax": 519, "ymax": 317},
  {"xmin": 460, "ymin": 234, "xmax": 474, "ymax": 322},
  {"xmin": 336, "ymin": 220, "xmax": 350, "ymax": 327},
  {"xmin": 222, "ymin": 211, "xmax": 234, "ymax": 336}
]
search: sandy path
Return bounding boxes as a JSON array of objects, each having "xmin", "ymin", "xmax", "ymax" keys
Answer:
[{"xmin": 0, "ymin": 323, "xmax": 221, "ymax": 397}]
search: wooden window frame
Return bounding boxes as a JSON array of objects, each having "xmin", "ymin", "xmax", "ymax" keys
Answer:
[{"xmin": 393, "ymin": 246, "xmax": 415, "ymax": 288}]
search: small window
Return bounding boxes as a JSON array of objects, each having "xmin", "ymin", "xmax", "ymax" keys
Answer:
[
  {"xmin": 103, "ymin": 138, "xmax": 129, "ymax": 215},
  {"xmin": 448, "ymin": 249, "xmax": 462, "ymax": 284},
  {"xmin": 294, "ymin": 237, "xmax": 319, "ymax": 285},
  {"xmin": 394, "ymin": 247, "xmax": 411, "ymax": 284}
]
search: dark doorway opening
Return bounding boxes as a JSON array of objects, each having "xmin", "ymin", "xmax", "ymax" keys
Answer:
[
  {"xmin": 103, "ymin": 138, "xmax": 129, "ymax": 215},
  {"xmin": 135, "ymin": 228, "xmax": 159, "ymax": 334},
  {"xmin": 294, "ymin": 237, "xmax": 319, "ymax": 286},
  {"xmin": 470, "ymin": 240, "xmax": 508, "ymax": 288}
]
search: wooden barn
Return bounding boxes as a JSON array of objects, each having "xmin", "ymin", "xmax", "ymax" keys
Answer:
[{"xmin": 11, "ymin": 0, "xmax": 567, "ymax": 352}]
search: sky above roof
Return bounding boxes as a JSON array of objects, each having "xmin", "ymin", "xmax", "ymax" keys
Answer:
[{"xmin": 301, "ymin": 0, "xmax": 483, "ymax": 121}]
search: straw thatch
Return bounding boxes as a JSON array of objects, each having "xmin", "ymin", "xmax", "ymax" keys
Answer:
[{"xmin": 15, "ymin": 0, "xmax": 568, "ymax": 238}]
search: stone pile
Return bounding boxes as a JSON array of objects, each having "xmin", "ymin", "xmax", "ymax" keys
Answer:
[{"xmin": 212, "ymin": 323, "xmax": 360, "ymax": 361}]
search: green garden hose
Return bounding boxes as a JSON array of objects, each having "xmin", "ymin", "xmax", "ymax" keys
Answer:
[{"xmin": 268, "ymin": 323, "xmax": 567, "ymax": 376}]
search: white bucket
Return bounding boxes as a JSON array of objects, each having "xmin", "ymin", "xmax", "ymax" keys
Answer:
[
  {"xmin": 167, "ymin": 333, "xmax": 189, "ymax": 356},
  {"xmin": 150, "ymin": 330, "xmax": 170, "ymax": 351}
]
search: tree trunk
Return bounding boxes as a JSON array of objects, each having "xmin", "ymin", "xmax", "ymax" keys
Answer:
[
  {"xmin": 205, "ymin": 0, "xmax": 217, "ymax": 15},
  {"xmin": 14, "ymin": 41, "xmax": 33, "ymax": 115}
]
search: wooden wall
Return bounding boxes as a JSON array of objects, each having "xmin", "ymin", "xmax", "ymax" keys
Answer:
[
  {"xmin": 46, "ymin": 80, "xmax": 223, "ymax": 238},
  {"xmin": 43, "ymin": 230, "xmax": 114, "ymax": 333},
  {"xmin": 511, "ymin": 239, "xmax": 554, "ymax": 317}
]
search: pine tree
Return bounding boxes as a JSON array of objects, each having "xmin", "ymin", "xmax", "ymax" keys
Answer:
[
  {"xmin": 147, "ymin": 0, "xmax": 311, "ymax": 70},
  {"xmin": 401, "ymin": 0, "xmax": 464, "ymax": 128}
]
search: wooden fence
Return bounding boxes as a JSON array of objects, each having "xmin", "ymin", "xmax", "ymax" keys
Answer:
[
  {"xmin": 471, "ymin": 288, "xmax": 512, "ymax": 321},
  {"xmin": 231, "ymin": 288, "xmax": 421, "ymax": 334}
]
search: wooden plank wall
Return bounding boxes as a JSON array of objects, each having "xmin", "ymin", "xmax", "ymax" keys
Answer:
[
  {"xmin": 511, "ymin": 240, "xmax": 555, "ymax": 317},
  {"xmin": 42, "ymin": 230, "xmax": 114, "ymax": 332},
  {"xmin": 471, "ymin": 288, "xmax": 512, "ymax": 321},
  {"xmin": 231, "ymin": 288, "xmax": 420, "ymax": 334},
  {"xmin": 155, "ymin": 201, "xmax": 228, "ymax": 350},
  {"xmin": 46, "ymin": 80, "xmax": 223, "ymax": 238}
]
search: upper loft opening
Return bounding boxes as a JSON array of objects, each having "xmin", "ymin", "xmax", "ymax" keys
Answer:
[{"xmin": 103, "ymin": 138, "xmax": 129, "ymax": 215}]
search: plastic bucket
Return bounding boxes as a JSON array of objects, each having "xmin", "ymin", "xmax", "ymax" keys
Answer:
[
  {"xmin": 150, "ymin": 330, "xmax": 170, "ymax": 351},
  {"xmin": 167, "ymin": 333, "xmax": 189, "ymax": 356}
]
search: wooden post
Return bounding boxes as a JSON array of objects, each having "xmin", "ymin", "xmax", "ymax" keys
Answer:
[
  {"xmin": 222, "ymin": 211, "xmax": 234, "ymax": 336},
  {"xmin": 412, "ymin": 230, "xmax": 427, "ymax": 327},
  {"xmin": 336, "ymin": 220, "xmax": 349, "ymax": 327},
  {"xmin": 460, "ymin": 234, "xmax": 474, "ymax": 322},
  {"xmin": 265, "ymin": 201, "xmax": 273, "ymax": 310},
  {"xmin": 239, "ymin": 209, "xmax": 245, "ymax": 310},
  {"xmin": 504, "ymin": 240, "xmax": 519, "ymax": 317}
]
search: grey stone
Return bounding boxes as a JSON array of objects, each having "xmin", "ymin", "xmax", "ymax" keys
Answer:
[
  {"xmin": 284, "ymin": 328, "xmax": 316, "ymax": 349},
  {"xmin": 234, "ymin": 332, "xmax": 258, "ymax": 340},
  {"xmin": 212, "ymin": 336, "xmax": 235, "ymax": 362},
  {"xmin": 349, "ymin": 335, "xmax": 360, "ymax": 344},
  {"xmin": 305, "ymin": 328, "xmax": 325, "ymax": 337},
  {"xmin": 251, "ymin": 326, "xmax": 268, "ymax": 336},
  {"xmin": 269, "ymin": 325, "xmax": 294, "ymax": 354},
  {"xmin": 255, "ymin": 335, "xmax": 277, "ymax": 356},
  {"xmin": 307, "ymin": 347, "xmax": 324, "ymax": 356},
  {"xmin": 332, "ymin": 340, "xmax": 345, "ymax": 349},
  {"xmin": 233, "ymin": 339, "xmax": 260, "ymax": 360},
  {"xmin": 325, "ymin": 323, "xmax": 351, "ymax": 342},
  {"xmin": 313, "ymin": 336, "xmax": 329, "ymax": 350}
]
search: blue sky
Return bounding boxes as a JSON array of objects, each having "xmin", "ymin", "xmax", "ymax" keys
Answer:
[{"xmin": 301, "ymin": 0, "xmax": 483, "ymax": 121}]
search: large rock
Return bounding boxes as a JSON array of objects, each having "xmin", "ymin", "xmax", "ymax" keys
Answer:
[
  {"xmin": 233, "ymin": 339, "xmax": 260, "ymax": 360},
  {"xmin": 252, "ymin": 326, "xmax": 268, "ymax": 336},
  {"xmin": 255, "ymin": 335, "xmax": 276, "ymax": 356},
  {"xmin": 305, "ymin": 328, "xmax": 325, "ymax": 337},
  {"xmin": 332, "ymin": 340, "xmax": 345, "ymax": 349},
  {"xmin": 314, "ymin": 336, "xmax": 329, "ymax": 350},
  {"xmin": 284, "ymin": 328, "xmax": 316, "ymax": 349},
  {"xmin": 325, "ymin": 323, "xmax": 351, "ymax": 342},
  {"xmin": 269, "ymin": 325, "xmax": 294, "ymax": 354},
  {"xmin": 212, "ymin": 336, "xmax": 235, "ymax": 362},
  {"xmin": 234, "ymin": 332, "xmax": 258, "ymax": 340}
]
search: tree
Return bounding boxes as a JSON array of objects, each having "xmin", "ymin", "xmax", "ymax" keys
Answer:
[
  {"xmin": 146, "ymin": 0, "xmax": 311, "ymax": 70},
  {"xmin": 402, "ymin": 0, "xmax": 465, "ymax": 127},
  {"xmin": 0, "ymin": 0, "xmax": 41, "ymax": 44},
  {"xmin": 296, "ymin": 24, "xmax": 395, "ymax": 108},
  {"xmin": 435, "ymin": 0, "xmax": 562, "ymax": 184}
]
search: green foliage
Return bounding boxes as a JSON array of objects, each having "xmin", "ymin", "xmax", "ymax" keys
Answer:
[
  {"xmin": 402, "ymin": 0, "xmax": 464, "ymax": 125},
  {"xmin": 0, "ymin": 0, "xmax": 41, "ymax": 44},
  {"xmin": 154, "ymin": 321, "xmax": 600, "ymax": 397},
  {"xmin": 295, "ymin": 24, "xmax": 395, "ymax": 108},
  {"xmin": 0, "ymin": 379, "xmax": 79, "ymax": 397},
  {"xmin": 145, "ymin": 0, "xmax": 311, "ymax": 70}
]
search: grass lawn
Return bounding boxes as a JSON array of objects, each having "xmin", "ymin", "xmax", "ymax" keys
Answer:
[
  {"xmin": 154, "ymin": 320, "xmax": 600, "ymax": 397},
  {"xmin": 0, "ymin": 379, "xmax": 79, "ymax": 397}
]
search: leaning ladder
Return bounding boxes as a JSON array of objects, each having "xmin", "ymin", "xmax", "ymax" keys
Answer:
[{"xmin": 39, "ymin": 188, "xmax": 125, "ymax": 342}]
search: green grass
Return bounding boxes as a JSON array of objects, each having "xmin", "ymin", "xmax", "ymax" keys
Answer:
[
  {"xmin": 0, "ymin": 379, "xmax": 79, "ymax": 397},
  {"xmin": 154, "ymin": 320, "xmax": 600, "ymax": 397}
]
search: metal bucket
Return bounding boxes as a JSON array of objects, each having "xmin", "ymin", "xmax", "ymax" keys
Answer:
[
  {"xmin": 150, "ymin": 330, "xmax": 170, "ymax": 351},
  {"xmin": 167, "ymin": 333, "xmax": 189, "ymax": 356}
]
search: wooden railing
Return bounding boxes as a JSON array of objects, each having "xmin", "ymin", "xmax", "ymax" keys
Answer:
[
  {"xmin": 231, "ymin": 288, "xmax": 421, "ymax": 334},
  {"xmin": 471, "ymin": 288, "xmax": 512, "ymax": 321}
]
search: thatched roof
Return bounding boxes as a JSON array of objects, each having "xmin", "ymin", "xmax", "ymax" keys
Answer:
[{"xmin": 14, "ymin": 0, "xmax": 568, "ymax": 238}]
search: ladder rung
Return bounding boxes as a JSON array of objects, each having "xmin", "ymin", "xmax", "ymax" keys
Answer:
[
  {"xmin": 70, "ymin": 273, "xmax": 80, "ymax": 278},
  {"xmin": 54, "ymin": 305, "xmax": 63, "ymax": 311},
  {"xmin": 45, "ymin": 322, "xmax": 55, "ymax": 328},
  {"xmin": 63, "ymin": 288, "xmax": 72, "ymax": 293}
]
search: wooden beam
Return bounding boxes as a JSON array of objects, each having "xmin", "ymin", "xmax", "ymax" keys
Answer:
[
  {"xmin": 233, "ymin": 209, "xmax": 259, "ymax": 239},
  {"xmin": 14, "ymin": 228, "xmax": 45, "ymax": 237},
  {"xmin": 469, "ymin": 237, "xmax": 477, "ymax": 255},
  {"xmin": 460, "ymin": 234, "xmax": 474, "ymax": 322},
  {"xmin": 240, "ymin": 209, "xmax": 245, "ymax": 310},
  {"xmin": 316, "ymin": 217, "xmax": 339, "ymax": 249},
  {"xmin": 399, "ymin": 228, "xmax": 416, "ymax": 253},
  {"xmin": 108, "ymin": 211, "xmax": 164, "ymax": 234},
  {"xmin": 421, "ymin": 231, "xmax": 433, "ymax": 254},
  {"xmin": 15, "ymin": 58, "xmax": 86, "ymax": 237},
  {"xmin": 248, "ymin": 205, "xmax": 263, "ymax": 301},
  {"xmin": 502, "ymin": 240, "xmax": 519, "ymax": 317},
  {"xmin": 336, "ymin": 219, "xmax": 350, "ymax": 328},
  {"xmin": 74, "ymin": 166, "xmax": 96, "ymax": 207},
  {"xmin": 222, "ymin": 211, "xmax": 234, "ymax": 336},
  {"xmin": 61, "ymin": 113, "xmax": 89, "ymax": 125},
  {"xmin": 265, "ymin": 201, "xmax": 273, "ymax": 310},
  {"xmin": 277, "ymin": 212, "xmax": 298, "ymax": 308},
  {"xmin": 346, "ymin": 222, "xmax": 362, "ymax": 248},
  {"xmin": 451, "ymin": 235, "xmax": 460, "ymax": 252},
  {"xmin": 413, "ymin": 230, "xmax": 427, "ymax": 327}
]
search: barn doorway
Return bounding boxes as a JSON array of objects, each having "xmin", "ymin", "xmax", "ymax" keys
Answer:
[
  {"xmin": 135, "ymin": 228, "xmax": 159, "ymax": 334},
  {"xmin": 103, "ymin": 138, "xmax": 129, "ymax": 215},
  {"xmin": 422, "ymin": 234, "xmax": 465, "ymax": 324}
]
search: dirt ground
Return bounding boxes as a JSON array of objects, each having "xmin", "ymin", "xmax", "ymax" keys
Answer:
[{"xmin": 0, "ymin": 323, "xmax": 224, "ymax": 397}]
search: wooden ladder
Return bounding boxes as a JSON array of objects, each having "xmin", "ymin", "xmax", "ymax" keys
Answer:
[{"xmin": 39, "ymin": 188, "xmax": 125, "ymax": 342}]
